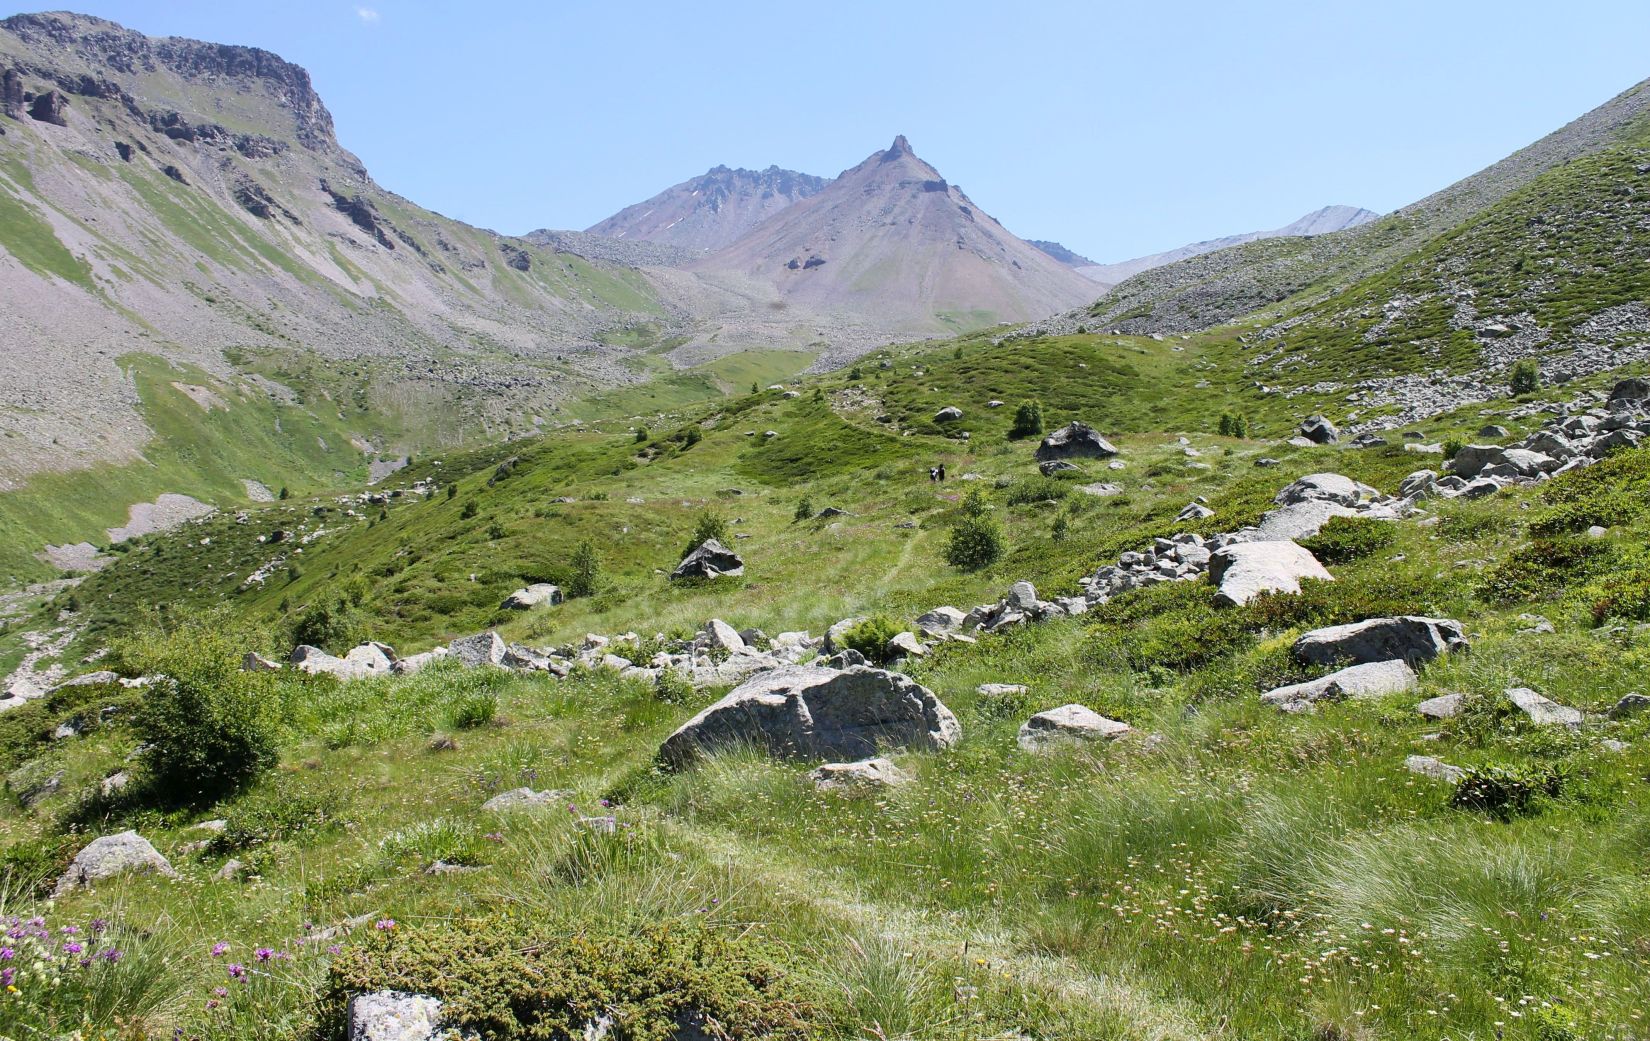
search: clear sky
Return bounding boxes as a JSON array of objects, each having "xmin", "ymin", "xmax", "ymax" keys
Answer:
[{"xmin": 38, "ymin": 0, "xmax": 1650, "ymax": 262}]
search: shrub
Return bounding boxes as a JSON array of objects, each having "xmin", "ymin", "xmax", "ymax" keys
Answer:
[
  {"xmin": 634, "ymin": 426, "xmax": 648, "ymax": 443},
  {"xmin": 945, "ymin": 516, "xmax": 1004, "ymax": 572},
  {"xmin": 1589, "ymin": 565, "xmax": 1650, "ymax": 625},
  {"xmin": 1443, "ymin": 438, "xmax": 1465, "ymax": 461},
  {"xmin": 1009, "ymin": 400, "xmax": 1044, "ymax": 439},
  {"xmin": 1451, "ymin": 765, "xmax": 1562, "ymax": 821},
  {"xmin": 840, "ymin": 614, "xmax": 904, "ymax": 664},
  {"xmin": 1052, "ymin": 514, "xmax": 1070, "ymax": 542},
  {"xmin": 461, "ymin": 499, "xmax": 479, "ymax": 519},
  {"xmin": 212, "ymin": 777, "xmax": 347, "ymax": 853},
  {"xmin": 291, "ymin": 581, "xmax": 369, "ymax": 653},
  {"xmin": 1004, "ymin": 477, "xmax": 1071, "ymax": 506},
  {"xmin": 1478, "ymin": 535, "xmax": 1614, "ymax": 603},
  {"xmin": 960, "ymin": 487, "xmax": 990, "ymax": 518},
  {"xmin": 1509, "ymin": 358, "xmax": 1542, "ymax": 396},
  {"xmin": 973, "ymin": 683, "xmax": 1034, "ymax": 721},
  {"xmin": 849, "ymin": 366, "xmax": 863, "ymax": 380},
  {"xmin": 447, "ymin": 483, "xmax": 458, "ymax": 500},
  {"xmin": 654, "ymin": 669, "xmax": 696, "ymax": 705},
  {"xmin": 684, "ymin": 511, "xmax": 729, "ymax": 557},
  {"xmin": 318, "ymin": 920, "xmax": 820, "ymax": 1040},
  {"xmin": 567, "ymin": 541, "xmax": 600, "ymax": 599},
  {"xmin": 115, "ymin": 619, "xmax": 283, "ymax": 804},
  {"xmin": 794, "ymin": 497, "xmax": 815, "ymax": 522},
  {"xmin": 1217, "ymin": 413, "xmax": 1250, "ymax": 438},
  {"xmin": 1298, "ymin": 516, "xmax": 1398, "ymax": 564}
]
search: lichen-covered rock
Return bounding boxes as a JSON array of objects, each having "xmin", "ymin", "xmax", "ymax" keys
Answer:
[
  {"xmin": 1035, "ymin": 421, "xmax": 1117, "ymax": 461},
  {"xmin": 346, "ymin": 991, "xmax": 444, "ymax": 1041},
  {"xmin": 1208, "ymin": 541, "xmax": 1332, "ymax": 606},
  {"xmin": 1017, "ymin": 704, "xmax": 1131, "ymax": 751},
  {"xmin": 659, "ymin": 665, "xmax": 960, "ymax": 769},
  {"xmin": 1260, "ymin": 660, "xmax": 1418, "ymax": 712},
  {"xmin": 671, "ymin": 539, "xmax": 745, "ymax": 580},
  {"xmin": 1292, "ymin": 616, "xmax": 1468, "ymax": 667},
  {"xmin": 53, "ymin": 831, "xmax": 176, "ymax": 896},
  {"xmin": 810, "ymin": 756, "xmax": 911, "ymax": 793}
]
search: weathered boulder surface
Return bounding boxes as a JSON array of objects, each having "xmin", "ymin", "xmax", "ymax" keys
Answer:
[
  {"xmin": 481, "ymin": 787, "xmax": 572, "ymax": 812},
  {"xmin": 1298, "ymin": 415, "xmax": 1339, "ymax": 444},
  {"xmin": 1274, "ymin": 473, "xmax": 1375, "ymax": 508},
  {"xmin": 1260, "ymin": 660, "xmax": 1418, "ymax": 712},
  {"xmin": 1416, "ymin": 693, "xmax": 1464, "ymax": 719},
  {"xmin": 1292, "ymin": 617, "xmax": 1468, "ymax": 667},
  {"xmin": 810, "ymin": 756, "xmax": 911, "ymax": 793},
  {"xmin": 1505, "ymin": 687, "xmax": 1582, "ymax": 726},
  {"xmin": 1017, "ymin": 704, "xmax": 1131, "ymax": 751},
  {"xmin": 501, "ymin": 583, "xmax": 562, "ymax": 610},
  {"xmin": 658, "ymin": 665, "xmax": 960, "ymax": 769},
  {"xmin": 1208, "ymin": 541, "xmax": 1332, "ymax": 606},
  {"xmin": 53, "ymin": 831, "xmax": 176, "ymax": 896},
  {"xmin": 672, "ymin": 539, "xmax": 745, "ymax": 580},
  {"xmin": 345, "ymin": 991, "xmax": 444, "ymax": 1041},
  {"xmin": 1405, "ymin": 755, "xmax": 1467, "ymax": 783},
  {"xmin": 448, "ymin": 631, "xmax": 506, "ymax": 668},
  {"xmin": 1035, "ymin": 421, "xmax": 1118, "ymax": 461}
]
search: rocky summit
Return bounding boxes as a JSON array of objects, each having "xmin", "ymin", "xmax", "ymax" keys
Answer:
[{"xmin": 5, "ymin": 10, "xmax": 1650, "ymax": 1041}]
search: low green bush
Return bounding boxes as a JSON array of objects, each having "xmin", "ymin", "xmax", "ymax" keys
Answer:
[
  {"xmin": 945, "ymin": 516, "xmax": 1004, "ymax": 572},
  {"xmin": 1451, "ymin": 764, "xmax": 1563, "ymax": 821},
  {"xmin": 840, "ymin": 614, "xmax": 904, "ymax": 664},
  {"xmin": 212, "ymin": 777, "xmax": 348, "ymax": 853},
  {"xmin": 318, "ymin": 920, "xmax": 821, "ymax": 1040},
  {"xmin": 1298, "ymin": 516, "xmax": 1398, "ymax": 564},
  {"xmin": 1477, "ymin": 535, "xmax": 1614, "ymax": 603}
]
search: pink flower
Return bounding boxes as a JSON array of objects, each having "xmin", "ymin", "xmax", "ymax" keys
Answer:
[
  {"xmin": 227, "ymin": 963, "xmax": 246, "ymax": 979},
  {"xmin": 254, "ymin": 947, "xmax": 274, "ymax": 962},
  {"xmin": 210, "ymin": 942, "xmax": 230, "ymax": 957},
  {"xmin": 374, "ymin": 919, "xmax": 395, "ymax": 931}
]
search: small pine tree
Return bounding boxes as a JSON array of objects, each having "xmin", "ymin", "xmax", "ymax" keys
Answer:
[
  {"xmin": 447, "ymin": 484, "xmax": 458, "ymax": 500},
  {"xmin": 1009, "ymin": 400, "xmax": 1044, "ymax": 439},
  {"xmin": 849, "ymin": 366, "xmax": 863, "ymax": 380},
  {"xmin": 750, "ymin": 382, "xmax": 759, "ymax": 395},
  {"xmin": 1510, "ymin": 359, "xmax": 1541, "ymax": 396},
  {"xmin": 794, "ymin": 497, "xmax": 815, "ymax": 522},
  {"xmin": 461, "ymin": 500, "xmax": 478, "ymax": 519},
  {"xmin": 1052, "ymin": 514, "xmax": 1069, "ymax": 542},
  {"xmin": 960, "ymin": 487, "xmax": 990, "ymax": 518},
  {"xmin": 568, "ymin": 541, "xmax": 600, "ymax": 598},
  {"xmin": 946, "ymin": 515, "xmax": 1004, "ymax": 572},
  {"xmin": 684, "ymin": 511, "xmax": 729, "ymax": 556},
  {"xmin": 634, "ymin": 426, "xmax": 649, "ymax": 443},
  {"xmin": 278, "ymin": 486, "xmax": 290, "ymax": 500}
]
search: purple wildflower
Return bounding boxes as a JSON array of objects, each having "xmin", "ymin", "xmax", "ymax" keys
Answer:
[
  {"xmin": 63, "ymin": 941, "xmax": 84, "ymax": 955},
  {"xmin": 211, "ymin": 942, "xmax": 230, "ymax": 957},
  {"xmin": 227, "ymin": 963, "xmax": 246, "ymax": 980},
  {"xmin": 374, "ymin": 919, "xmax": 395, "ymax": 931},
  {"xmin": 254, "ymin": 947, "xmax": 274, "ymax": 962}
]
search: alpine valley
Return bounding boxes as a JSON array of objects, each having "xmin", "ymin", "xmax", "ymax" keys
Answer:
[{"xmin": 3, "ymin": 10, "xmax": 1650, "ymax": 1041}]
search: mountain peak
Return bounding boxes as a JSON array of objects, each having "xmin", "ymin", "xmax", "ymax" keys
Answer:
[{"xmin": 882, "ymin": 134, "xmax": 914, "ymax": 161}]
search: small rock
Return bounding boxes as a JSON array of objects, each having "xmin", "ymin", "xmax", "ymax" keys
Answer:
[
  {"xmin": 1415, "ymin": 693, "xmax": 1464, "ymax": 719},
  {"xmin": 810, "ymin": 757, "xmax": 911, "ymax": 793},
  {"xmin": 1017, "ymin": 704, "xmax": 1131, "ymax": 751},
  {"xmin": 53, "ymin": 831, "xmax": 177, "ymax": 897},
  {"xmin": 1608, "ymin": 693, "xmax": 1650, "ymax": 719},
  {"xmin": 1505, "ymin": 687, "xmax": 1582, "ymax": 727},
  {"xmin": 1405, "ymin": 755, "xmax": 1466, "ymax": 783},
  {"xmin": 346, "ymin": 991, "xmax": 444, "ymax": 1041}
]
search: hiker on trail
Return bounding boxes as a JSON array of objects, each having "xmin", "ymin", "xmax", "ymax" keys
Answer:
[
  {"xmin": 928, "ymin": 467, "xmax": 938, "ymax": 482},
  {"xmin": 937, "ymin": 464, "xmax": 947, "ymax": 482}
]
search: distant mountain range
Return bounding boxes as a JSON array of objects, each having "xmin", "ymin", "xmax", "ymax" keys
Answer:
[
  {"xmin": 1029, "ymin": 206, "xmax": 1380, "ymax": 289},
  {"xmin": 583, "ymin": 165, "xmax": 829, "ymax": 253}
]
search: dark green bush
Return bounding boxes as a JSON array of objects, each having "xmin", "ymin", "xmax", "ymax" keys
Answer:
[
  {"xmin": 1509, "ymin": 358, "xmax": 1542, "ymax": 395},
  {"xmin": 793, "ymin": 497, "xmax": 814, "ymax": 522},
  {"xmin": 444, "ymin": 689, "xmax": 499, "ymax": 730},
  {"xmin": 945, "ymin": 516, "xmax": 1004, "ymax": 572},
  {"xmin": 683, "ymin": 511, "xmax": 729, "ymax": 557},
  {"xmin": 291, "ymin": 581, "xmax": 369, "ymax": 653},
  {"xmin": 318, "ymin": 920, "xmax": 821, "ymax": 1040},
  {"xmin": 1298, "ymin": 516, "xmax": 1398, "ymax": 564},
  {"xmin": 1004, "ymin": 477, "xmax": 1072, "ymax": 506},
  {"xmin": 840, "ymin": 614, "xmax": 904, "ymax": 665},
  {"xmin": 1009, "ymin": 399, "xmax": 1044, "ymax": 439},
  {"xmin": 212, "ymin": 778, "xmax": 347, "ymax": 853},
  {"xmin": 1087, "ymin": 585, "xmax": 1251, "ymax": 675},
  {"xmin": 567, "ymin": 541, "xmax": 600, "ymax": 599},
  {"xmin": 1529, "ymin": 448, "xmax": 1650, "ymax": 536},
  {"xmin": 1589, "ymin": 564, "xmax": 1650, "ymax": 625},
  {"xmin": 1478, "ymin": 535, "xmax": 1614, "ymax": 603},
  {"xmin": 115, "ymin": 619, "xmax": 283, "ymax": 804},
  {"xmin": 1451, "ymin": 764, "xmax": 1562, "ymax": 821}
]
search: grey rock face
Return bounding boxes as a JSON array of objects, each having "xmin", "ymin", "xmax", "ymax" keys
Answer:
[
  {"xmin": 1259, "ymin": 660, "xmax": 1418, "ymax": 712},
  {"xmin": 1035, "ymin": 421, "xmax": 1118, "ymax": 461},
  {"xmin": 291, "ymin": 643, "xmax": 393, "ymax": 680},
  {"xmin": 481, "ymin": 787, "xmax": 571, "ymax": 812},
  {"xmin": 53, "ymin": 831, "xmax": 177, "ymax": 896},
  {"xmin": 346, "ymin": 991, "xmax": 445, "ymax": 1041},
  {"xmin": 1292, "ymin": 616, "xmax": 1468, "ymax": 667},
  {"xmin": 1505, "ymin": 687, "xmax": 1582, "ymax": 726},
  {"xmin": 1405, "ymin": 755, "xmax": 1467, "ymax": 783},
  {"xmin": 672, "ymin": 538, "xmax": 745, "ymax": 580},
  {"xmin": 500, "ymin": 583, "xmax": 562, "ymax": 610},
  {"xmin": 1608, "ymin": 693, "xmax": 1650, "ymax": 719},
  {"xmin": 1236, "ymin": 500, "xmax": 1360, "ymax": 542},
  {"xmin": 448, "ymin": 631, "xmax": 506, "ymax": 668},
  {"xmin": 1017, "ymin": 704, "xmax": 1131, "ymax": 750},
  {"xmin": 1039, "ymin": 459, "xmax": 1082, "ymax": 477},
  {"xmin": 810, "ymin": 756, "xmax": 911, "ymax": 793},
  {"xmin": 916, "ymin": 607, "xmax": 966, "ymax": 634},
  {"xmin": 658, "ymin": 665, "xmax": 961, "ymax": 769},
  {"xmin": 1273, "ymin": 473, "xmax": 1373, "ymax": 508},
  {"xmin": 1608, "ymin": 377, "xmax": 1650, "ymax": 405},
  {"xmin": 1298, "ymin": 415, "xmax": 1339, "ymax": 444},
  {"xmin": 1208, "ymin": 541, "xmax": 1332, "ymax": 606},
  {"xmin": 1416, "ymin": 693, "xmax": 1464, "ymax": 719},
  {"xmin": 934, "ymin": 406, "xmax": 964, "ymax": 423}
]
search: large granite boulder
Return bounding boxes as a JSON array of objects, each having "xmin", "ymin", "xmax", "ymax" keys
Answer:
[
  {"xmin": 448, "ymin": 631, "xmax": 506, "ymax": 668},
  {"xmin": 1035, "ymin": 422, "xmax": 1118, "ymax": 462},
  {"xmin": 671, "ymin": 539, "xmax": 745, "ymax": 580},
  {"xmin": 1274, "ymin": 473, "xmax": 1375, "ymax": 508},
  {"xmin": 1259, "ymin": 660, "xmax": 1418, "ymax": 713},
  {"xmin": 658, "ymin": 665, "xmax": 961, "ymax": 769},
  {"xmin": 500, "ymin": 583, "xmax": 562, "ymax": 610},
  {"xmin": 1292, "ymin": 616, "xmax": 1467, "ymax": 667},
  {"xmin": 1208, "ymin": 541, "xmax": 1333, "ymax": 606},
  {"xmin": 1298, "ymin": 415, "xmax": 1339, "ymax": 444},
  {"xmin": 53, "ymin": 831, "xmax": 176, "ymax": 896},
  {"xmin": 1017, "ymin": 704, "xmax": 1131, "ymax": 751}
]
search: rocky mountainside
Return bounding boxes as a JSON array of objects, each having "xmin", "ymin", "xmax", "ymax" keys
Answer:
[
  {"xmin": 689, "ymin": 136, "xmax": 1098, "ymax": 337},
  {"xmin": 0, "ymin": 11, "xmax": 686, "ymax": 489},
  {"xmin": 581, "ymin": 164, "xmax": 830, "ymax": 254},
  {"xmin": 1087, "ymin": 76, "xmax": 1650, "ymax": 333},
  {"xmin": 1065, "ymin": 204, "xmax": 1378, "ymax": 289}
]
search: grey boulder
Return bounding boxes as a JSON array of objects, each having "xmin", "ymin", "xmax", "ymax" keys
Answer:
[
  {"xmin": 448, "ymin": 631, "xmax": 506, "ymax": 668},
  {"xmin": 1035, "ymin": 421, "xmax": 1118, "ymax": 461},
  {"xmin": 1017, "ymin": 704, "xmax": 1131, "ymax": 751},
  {"xmin": 1259, "ymin": 660, "xmax": 1417, "ymax": 712},
  {"xmin": 1505, "ymin": 687, "xmax": 1582, "ymax": 727},
  {"xmin": 53, "ymin": 831, "xmax": 177, "ymax": 896},
  {"xmin": 346, "ymin": 992, "xmax": 444, "ymax": 1041},
  {"xmin": 810, "ymin": 756, "xmax": 911, "ymax": 794},
  {"xmin": 1298, "ymin": 415, "xmax": 1339, "ymax": 444},
  {"xmin": 1208, "ymin": 541, "xmax": 1332, "ymax": 606},
  {"xmin": 658, "ymin": 665, "xmax": 961, "ymax": 769},
  {"xmin": 1273, "ymin": 473, "xmax": 1373, "ymax": 508},
  {"xmin": 500, "ymin": 583, "xmax": 562, "ymax": 610},
  {"xmin": 1292, "ymin": 616, "xmax": 1468, "ymax": 667},
  {"xmin": 672, "ymin": 538, "xmax": 745, "ymax": 580},
  {"xmin": 1405, "ymin": 755, "xmax": 1467, "ymax": 784}
]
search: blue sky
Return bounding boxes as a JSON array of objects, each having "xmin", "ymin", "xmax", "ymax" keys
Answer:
[{"xmin": 45, "ymin": 1, "xmax": 1650, "ymax": 261}]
